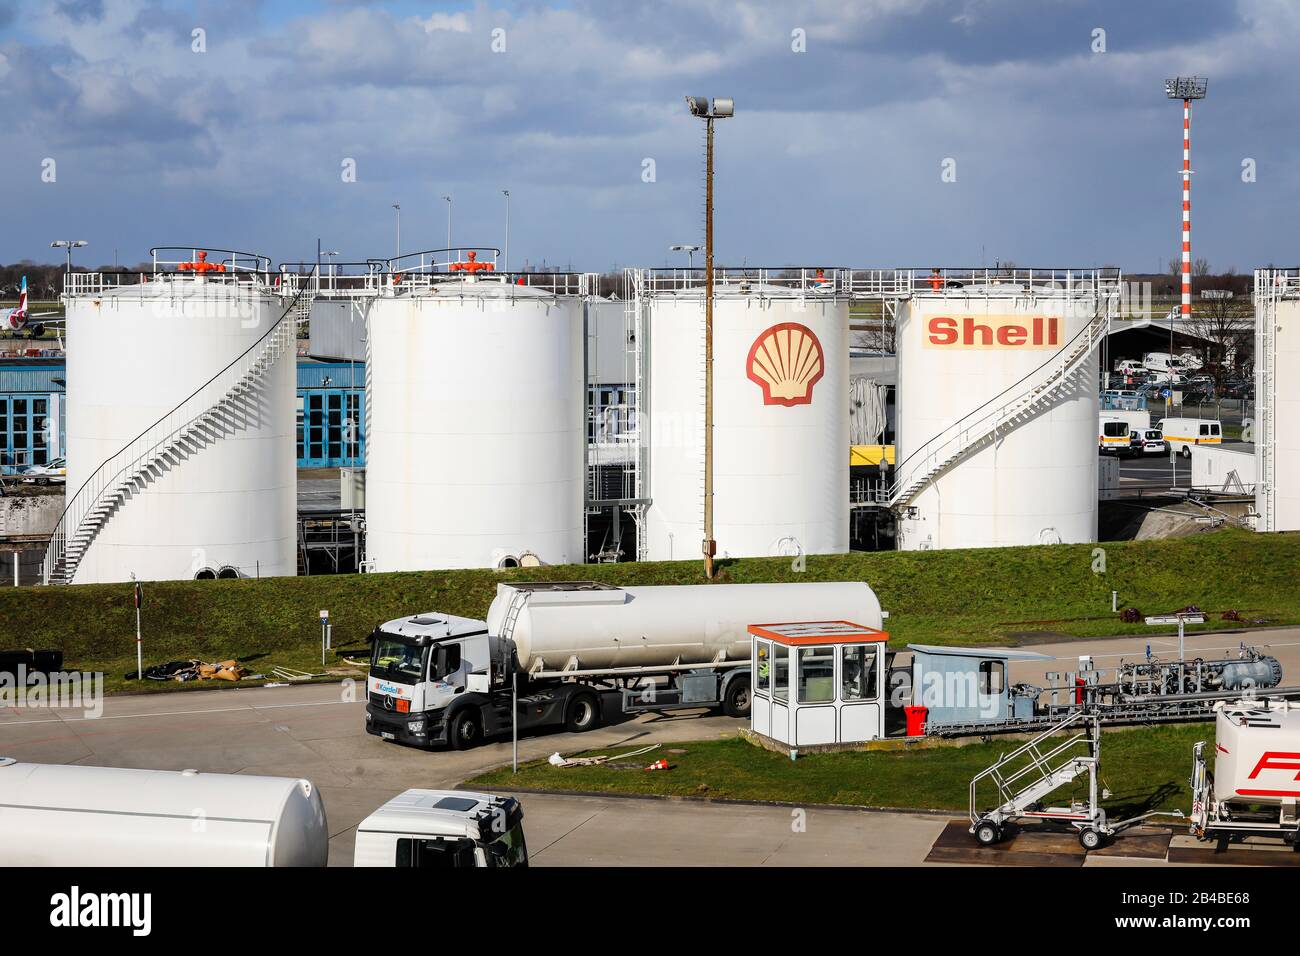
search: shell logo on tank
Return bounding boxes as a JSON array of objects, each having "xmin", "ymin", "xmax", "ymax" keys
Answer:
[
  {"xmin": 924, "ymin": 315, "xmax": 1061, "ymax": 349},
  {"xmin": 746, "ymin": 322, "xmax": 825, "ymax": 407}
]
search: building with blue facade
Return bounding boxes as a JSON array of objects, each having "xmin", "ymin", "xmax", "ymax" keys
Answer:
[{"xmin": 0, "ymin": 359, "xmax": 365, "ymax": 474}]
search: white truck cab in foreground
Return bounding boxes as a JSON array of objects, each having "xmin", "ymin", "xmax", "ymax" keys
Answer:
[{"xmin": 355, "ymin": 789, "xmax": 528, "ymax": 867}]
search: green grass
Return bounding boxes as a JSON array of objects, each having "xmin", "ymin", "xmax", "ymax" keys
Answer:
[
  {"xmin": 4, "ymin": 528, "xmax": 1297, "ymax": 694},
  {"xmin": 466, "ymin": 725, "xmax": 1203, "ymax": 817}
]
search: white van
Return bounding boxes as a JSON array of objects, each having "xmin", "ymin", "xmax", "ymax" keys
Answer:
[
  {"xmin": 1099, "ymin": 417, "xmax": 1137, "ymax": 458},
  {"xmin": 1158, "ymin": 417, "xmax": 1222, "ymax": 458},
  {"xmin": 1114, "ymin": 359, "xmax": 1144, "ymax": 374}
]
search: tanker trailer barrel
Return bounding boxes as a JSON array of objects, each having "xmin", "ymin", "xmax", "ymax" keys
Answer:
[
  {"xmin": 486, "ymin": 581, "xmax": 885, "ymax": 676},
  {"xmin": 0, "ymin": 759, "xmax": 328, "ymax": 867}
]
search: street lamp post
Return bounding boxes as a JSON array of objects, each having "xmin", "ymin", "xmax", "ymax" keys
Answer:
[
  {"xmin": 391, "ymin": 204, "xmax": 401, "ymax": 259},
  {"xmin": 685, "ymin": 95, "xmax": 734, "ymax": 581},
  {"xmin": 502, "ymin": 190, "xmax": 511, "ymax": 273},
  {"xmin": 442, "ymin": 195, "xmax": 453, "ymax": 252},
  {"xmin": 669, "ymin": 244, "xmax": 701, "ymax": 270},
  {"xmin": 50, "ymin": 240, "xmax": 88, "ymax": 273}
]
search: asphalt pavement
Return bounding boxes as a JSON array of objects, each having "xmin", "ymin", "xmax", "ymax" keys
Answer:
[{"xmin": 3, "ymin": 625, "xmax": 1297, "ymax": 866}]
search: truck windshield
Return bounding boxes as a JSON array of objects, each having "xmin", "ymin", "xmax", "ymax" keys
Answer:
[
  {"xmin": 483, "ymin": 823, "xmax": 528, "ymax": 868},
  {"xmin": 371, "ymin": 635, "xmax": 427, "ymax": 685}
]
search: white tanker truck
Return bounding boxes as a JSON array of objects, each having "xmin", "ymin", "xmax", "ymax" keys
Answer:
[
  {"xmin": 365, "ymin": 580, "xmax": 885, "ymax": 750},
  {"xmin": 1190, "ymin": 699, "xmax": 1300, "ymax": 848}
]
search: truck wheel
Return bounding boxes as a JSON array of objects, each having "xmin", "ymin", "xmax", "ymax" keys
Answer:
[
  {"xmin": 565, "ymin": 693, "xmax": 600, "ymax": 733},
  {"xmin": 1079, "ymin": 828, "xmax": 1104, "ymax": 851},
  {"xmin": 449, "ymin": 710, "xmax": 482, "ymax": 750},
  {"xmin": 722, "ymin": 678, "xmax": 751, "ymax": 718},
  {"xmin": 974, "ymin": 820, "xmax": 1001, "ymax": 846}
]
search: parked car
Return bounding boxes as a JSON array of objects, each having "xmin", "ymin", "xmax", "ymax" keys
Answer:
[
  {"xmin": 21, "ymin": 458, "xmax": 66, "ymax": 485},
  {"xmin": 1140, "ymin": 429, "xmax": 1167, "ymax": 455}
]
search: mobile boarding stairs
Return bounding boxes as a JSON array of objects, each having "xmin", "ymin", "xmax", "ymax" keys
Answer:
[{"xmin": 969, "ymin": 708, "xmax": 1183, "ymax": 849}]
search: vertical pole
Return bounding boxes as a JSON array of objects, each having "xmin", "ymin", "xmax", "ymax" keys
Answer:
[
  {"xmin": 703, "ymin": 116, "xmax": 716, "ymax": 580},
  {"xmin": 135, "ymin": 607, "xmax": 142, "ymax": 682},
  {"xmin": 1181, "ymin": 98, "xmax": 1192, "ymax": 322},
  {"xmin": 504, "ymin": 191, "xmax": 511, "ymax": 273},
  {"xmin": 511, "ymin": 668, "xmax": 518, "ymax": 774}
]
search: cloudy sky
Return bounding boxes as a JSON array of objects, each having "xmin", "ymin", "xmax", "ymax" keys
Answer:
[{"xmin": 1, "ymin": 0, "xmax": 1297, "ymax": 273}]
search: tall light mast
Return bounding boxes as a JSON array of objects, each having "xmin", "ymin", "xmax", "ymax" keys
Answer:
[{"xmin": 1165, "ymin": 77, "xmax": 1208, "ymax": 321}]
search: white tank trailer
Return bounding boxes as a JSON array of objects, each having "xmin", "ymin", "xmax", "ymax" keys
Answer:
[
  {"xmin": 640, "ymin": 273, "xmax": 849, "ymax": 561},
  {"xmin": 364, "ymin": 276, "xmax": 585, "ymax": 571},
  {"xmin": 893, "ymin": 271, "xmax": 1115, "ymax": 550},
  {"xmin": 0, "ymin": 759, "xmax": 327, "ymax": 866},
  {"xmin": 57, "ymin": 255, "xmax": 296, "ymax": 584},
  {"xmin": 1190, "ymin": 700, "xmax": 1300, "ymax": 847},
  {"xmin": 365, "ymin": 580, "xmax": 882, "ymax": 749}
]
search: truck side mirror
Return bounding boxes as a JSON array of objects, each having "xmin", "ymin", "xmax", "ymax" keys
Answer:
[{"xmin": 466, "ymin": 673, "xmax": 490, "ymax": 693}]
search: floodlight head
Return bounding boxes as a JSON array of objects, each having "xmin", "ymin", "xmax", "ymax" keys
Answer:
[
  {"xmin": 686, "ymin": 95, "xmax": 709, "ymax": 117},
  {"xmin": 712, "ymin": 97, "xmax": 734, "ymax": 118},
  {"xmin": 1165, "ymin": 76, "xmax": 1208, "ymax": 99}
]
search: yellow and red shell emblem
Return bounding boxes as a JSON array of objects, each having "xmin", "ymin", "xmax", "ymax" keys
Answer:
[{"xmin": 746, "ymin": 322, "xmax": 824, "ymax": 407}]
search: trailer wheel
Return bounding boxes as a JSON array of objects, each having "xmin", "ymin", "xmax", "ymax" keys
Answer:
[
  {"xmin": 449, "ymin": 710, "xmax": 482, "ymax": 750},
  {"xmin": 1079, "ymin": 828, "xmax": 1104, "ymax": 851},
  {"xmin": 974, "ymin": 820, "xmax": 1001, "ymax": 846},
  {"xmin": 722, "ymin": 677, "xmax": 751, "ymax": 718},
  {"xmin": 564, "ymin": 693, "xmax": 600, "ymax": 733}
]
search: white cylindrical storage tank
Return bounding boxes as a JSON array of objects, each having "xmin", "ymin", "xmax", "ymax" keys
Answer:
[
  {"xmin": 365, "ymin": 279, "xmax": 584, "ymax": 571},
  {"xmin": 486, "ymin": 581, "xmax": 881, "ymax": 672},
  {"xmin": 1261, "ymin": 291, "xmax": 1300, "ymax": 531},
  {"xmin": 893, "ymin": 277, "xmax": 1106, "ymax": 550},
  {"xmin": 642, "ymin": 278, "xmax": 849, "ymax": 561},
  {"xmin": 0, "ymin": 760, "xmax": 327, "ymax": 866},
  {"xmin": 63, "ymin": 270, "xmax": 296, "ymax": 584}
]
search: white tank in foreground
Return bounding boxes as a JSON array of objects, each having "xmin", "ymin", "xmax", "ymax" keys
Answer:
[
  {"xmin": 62, "ymin": 267, "xmax": 296, "ymax": 583},
  {"xmin": 486, "ymin": 580, "xmax": 882, "ymax": 673},
  {"xmin": 364, "ymin": 278, "xmax": 584, "ymax": 571},
  {"xmin": 641, "ymin": 274, "xmax": 849, "ymax": 561},
  {"xmin": 1212, "ymin": 700, "xmax": 1300, "ymax": 806},
  {"xmin": 0, "ymin": 760, "xmax": 327, "ymax": 866},
  {"xmin": 893, "ymin": 274, "xmax": 1112, "ymax": 550}
]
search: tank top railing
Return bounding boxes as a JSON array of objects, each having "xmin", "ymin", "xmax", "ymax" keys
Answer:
[
  {"xmin": 846, "ymin": 267, "xmax": 1122, "ymax": 300},
  {"xmin": 886, "ymin": 303, "xmax": 1114, "ymax": 510},
  {"xmin": 42, "ymin": 292, "xmax": 301, "ymax": 584}
]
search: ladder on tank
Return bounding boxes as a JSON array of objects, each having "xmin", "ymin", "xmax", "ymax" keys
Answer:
[
  {"xmin": 494, "ymin": 588, "xmax": 532, "ymax": 685},
  {"xmin": 888, "ymin": 305, "xmax": 1112, "ymax": 511},
  {"xmin": 42, "ymin": 301, "xmax": 300, "ymax": 586}
]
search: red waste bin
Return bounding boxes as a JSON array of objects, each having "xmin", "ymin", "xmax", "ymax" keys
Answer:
[{"xmin": 904, "ymin": 705, "xmax": 928, "ymax": 737}]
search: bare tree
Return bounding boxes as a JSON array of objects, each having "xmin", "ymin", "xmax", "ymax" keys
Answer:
[{"xmin": 1185, "ymin": 294, "xmax": 1253, "ymax": 388}]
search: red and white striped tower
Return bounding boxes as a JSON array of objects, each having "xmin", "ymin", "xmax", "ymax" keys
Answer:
[{"xmin": 1165, "ymin": 77, "xmax": 1207, "ymax": 319}]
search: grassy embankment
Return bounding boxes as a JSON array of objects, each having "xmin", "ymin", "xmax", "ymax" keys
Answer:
[
  {"xmin": 1, "ymin": 528, "xmax": 1296, "ymax": 694},
  {"xmin": 467, "ymin": 724, "xmax": 1203, "ymax": 817}
]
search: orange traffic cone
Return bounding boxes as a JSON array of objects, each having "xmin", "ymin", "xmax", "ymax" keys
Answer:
[{"xmin": 644, "ymin": 758, "xmax": 668, "ymax": 771}]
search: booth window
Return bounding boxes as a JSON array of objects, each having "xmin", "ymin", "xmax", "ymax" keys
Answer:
[
  {"xmin": 797, "ymin": 646, "xmax": 835, "ymax": 703},
  {"xmin": 841, "ymin": 644, "xmax": 878, "ymax": 702},
  {"xmin": 773, "ymin": 647, "xmax": 789, "ymax": 702},
  {"xmin": 755, "ymin": 640, "xmax": 771, "ymax": 695},
  {"xmin": 979, "ymin": 660, "xmax": 1005, "ymax": 696}
]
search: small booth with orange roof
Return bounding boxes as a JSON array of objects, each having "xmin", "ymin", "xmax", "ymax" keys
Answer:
[{"xmin": 748, "ymin": 620, "xmax": 888, "ymax": 750}]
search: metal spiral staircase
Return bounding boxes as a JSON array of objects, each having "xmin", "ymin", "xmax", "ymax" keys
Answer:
[
  {"xmin": 42, "ymin": 308, "xmax": 296, "ymax": 586},
  {"xmin": 888, "ymin": 306, "xmax": 1111, "ymax": 511}
]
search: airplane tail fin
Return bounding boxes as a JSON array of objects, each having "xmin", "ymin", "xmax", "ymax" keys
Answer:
[{"xmin": 18, "ymin": 276, "xmax": 27, "ymax": 314}]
